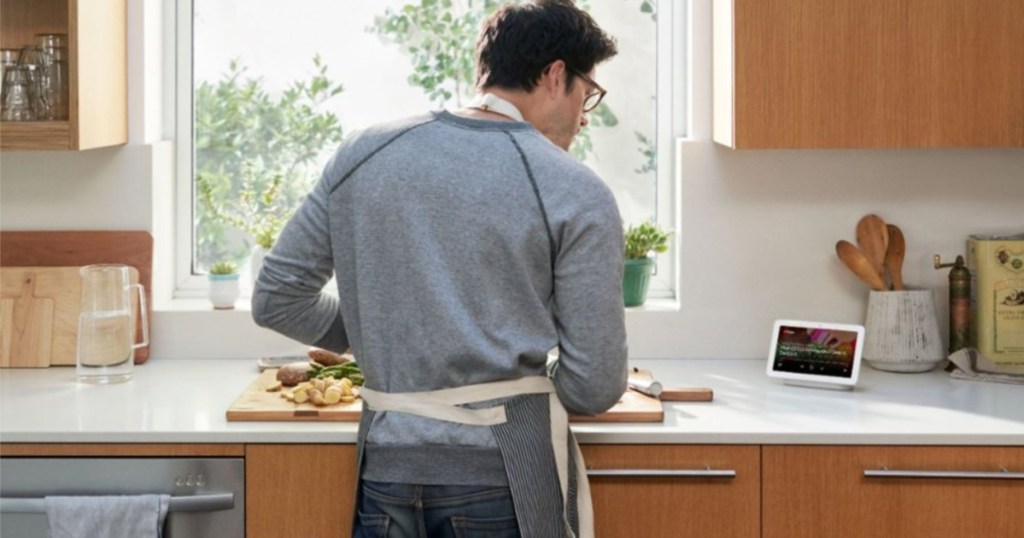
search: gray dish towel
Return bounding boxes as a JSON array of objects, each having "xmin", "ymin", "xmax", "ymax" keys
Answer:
[
  {"xmin": 948, "ymin": 348, "xmax": 1024, "ymax": 385},
  {"xmin": 45, "ymin": 494, "xmax": 170, "ymax": 538}
]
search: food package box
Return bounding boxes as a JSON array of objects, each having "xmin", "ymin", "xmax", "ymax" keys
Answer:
[{"xmin": 967, "ymin": 234, "xmax": 1024, "ymax": 374}]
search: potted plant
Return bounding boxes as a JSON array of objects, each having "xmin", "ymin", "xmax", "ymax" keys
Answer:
[
  {"xmin": 623, "ymin": 221, "xmax": 673, "ymax": 307},
  {"xmin": 208, "ymin": 260, "xmax": 241, "ymax": 310},
  {"xmin": 197, "ymin": 164, "xmax": 290, "ymax": 289}
]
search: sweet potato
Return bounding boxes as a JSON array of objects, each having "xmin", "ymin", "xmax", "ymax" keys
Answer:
[
  {"xmin": 276, "ymin": 362, "xmax": 313, "ymax": 386},
  {"xmin": 307, "ymin": 347, "xmax": 352, "ymax": 367}
]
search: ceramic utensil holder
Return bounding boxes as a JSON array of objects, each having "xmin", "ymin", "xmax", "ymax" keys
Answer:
[{"xmin": 863, "ymin": 289, "xmax": 945, "ymax": 372}]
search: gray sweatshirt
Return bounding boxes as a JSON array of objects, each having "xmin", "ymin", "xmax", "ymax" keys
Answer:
[{"xmin": 252, "ymin": 110, "xmax": 628, "ymax": 486}]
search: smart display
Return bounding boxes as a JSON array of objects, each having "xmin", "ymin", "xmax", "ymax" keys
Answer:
[{"xmin": 766, "ymin": 319, "xmax": 865, "ymax": 389}]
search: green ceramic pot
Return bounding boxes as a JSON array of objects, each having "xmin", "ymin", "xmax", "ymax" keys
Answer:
[{"xmin": 623, "ymin": 257, "xmax": 654, "ymax": 307}]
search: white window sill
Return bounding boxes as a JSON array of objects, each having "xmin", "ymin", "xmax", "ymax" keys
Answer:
[{"xmin": 626, "ymin": 297, "xmax": 680, "ymax": 312}]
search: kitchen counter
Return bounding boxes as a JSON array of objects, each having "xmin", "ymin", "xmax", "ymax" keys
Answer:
[{"xmin": 1, "ymin": 359, "xmax": 1021, "ymax": 445}]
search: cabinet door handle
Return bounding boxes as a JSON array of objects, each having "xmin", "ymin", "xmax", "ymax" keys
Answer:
[
  {"xmin": 864, "ymin": 467, "xmax": 1024, "ymax": 480},
  {"xmin": 587, "ymin": 467, "xmax": 736, "ymax": 478}
]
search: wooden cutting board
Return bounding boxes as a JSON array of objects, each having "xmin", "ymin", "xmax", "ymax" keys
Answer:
[
  {"xmin": 569, "ymin": 389, "xmax": 664, "ymax": 423},
  {"xmin": 226, "ymin": 370, "xmax": 664, "ymax": 423},
  {"xmin": 226, "ymin": 369, "xmax": 362, "ymax": 422},
  {"xmin": 0, "ymin": 231, "xmax": 153, "ymax": 363},
  {"xmin": 0, "ymin": 266, "xmax": 140, "ymax": 367}
]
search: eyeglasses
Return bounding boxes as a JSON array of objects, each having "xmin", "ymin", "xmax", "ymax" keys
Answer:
[{"xmin": 568, "ymin": 67, "xmax": 607, "ymax": 113}]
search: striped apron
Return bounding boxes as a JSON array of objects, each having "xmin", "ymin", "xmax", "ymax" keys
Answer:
[{"xmin": 356, "ymin": 377, "xmax": 594, "ymax": 538}]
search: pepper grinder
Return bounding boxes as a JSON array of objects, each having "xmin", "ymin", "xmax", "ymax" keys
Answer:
[{"xmin": 933, "ymin": 254, "xmax": 970, "ymax": 355}]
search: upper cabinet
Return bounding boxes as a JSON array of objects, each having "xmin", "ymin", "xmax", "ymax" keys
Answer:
[
  {"xmin": 713, "ymin": 0, "xmax": 1024, "ymax": 149},
  {"xmin": 0, "ymin": 0, "xmax": 126, "ymax": 151}
]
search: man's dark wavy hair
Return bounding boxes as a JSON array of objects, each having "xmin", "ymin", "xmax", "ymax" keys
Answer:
[{"xmin": 475, "ymin": 0, "xmax": 618, "ymax": 93}]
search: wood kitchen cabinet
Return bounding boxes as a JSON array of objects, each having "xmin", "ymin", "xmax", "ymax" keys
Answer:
[
  {"xmin": 0, "ymin": 0, "xmax": 126, "ymax": 151},
  {"xmin": 582, "ymin": 444, "xmax": 760, "ymax": 538},
  {"xmin": 713, "ymin": 0, "xmax": 1024, "ymax": 149},
  {"xmin": 247, "ymin": 443, "xmax": 760, "ymax": 538},
  {"xmin": 245, "ymin": 444, "xmax": 358, "ymax": 538},
  {"xmin": 5, "ymin": 443, "xmax": 1021, "ymax": 537},
  {"xmin": 763, "ymin": 445, "xmax": 1024, "ymax": 538}
]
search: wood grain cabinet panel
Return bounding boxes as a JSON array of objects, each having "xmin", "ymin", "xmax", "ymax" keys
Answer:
[
  {"xmin": 582, "ymin": 444, "xmax": 760, "ymax": 538},
  {"xmin": 714, "ymin": 0, "xmax": 1024, "ymax": 148},
  {"xmin": 0, "ymin": 0, "xmax": 126, "ymax": 151},
  {"xmin": 245, "ymin": 444, "xmax": 358, "ymax": 538},
  {"xmin": 763, "ymin": 445, "xmax": 1024, "ymax": 538}
]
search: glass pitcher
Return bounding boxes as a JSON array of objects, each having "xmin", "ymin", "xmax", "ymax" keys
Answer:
[{"xmin": 77, "ymin": 264, "xmax": 149, "ymax": 383}]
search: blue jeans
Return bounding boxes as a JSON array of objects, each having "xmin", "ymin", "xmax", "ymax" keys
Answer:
[{"xmin": 353, "ymin": 480, "xmax": 521, "ymax": 538}]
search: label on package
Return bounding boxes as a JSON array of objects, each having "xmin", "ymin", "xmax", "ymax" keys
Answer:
[{"xmin": 968, "ymin": 234, "xmax": 1024, "ymax": 373}]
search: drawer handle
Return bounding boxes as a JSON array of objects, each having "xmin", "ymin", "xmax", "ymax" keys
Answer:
[
  {"xmin": 587, "ymin": 467, "xmax": 736, "ymax": 478},
  {"xmin": 864, "ymin": 467, "xmax": 1024, "ymax": 480}
]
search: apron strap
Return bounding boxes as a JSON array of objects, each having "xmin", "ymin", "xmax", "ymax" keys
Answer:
[{"xmin": 359, "ymin": 377, "xmax": 594, "ymax": 538}]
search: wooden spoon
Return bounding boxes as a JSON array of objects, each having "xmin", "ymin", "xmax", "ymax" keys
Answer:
[
  {"xmin": 836, "ymin": 240, "xmax": 888, "ymax": 291},
  {"xmin": 855, "ymin": 214, "xmax": 889, "ymax": 277},
  {"xmin": 884, "ymin": 224, "xmax": 906, "ymax": 290}
]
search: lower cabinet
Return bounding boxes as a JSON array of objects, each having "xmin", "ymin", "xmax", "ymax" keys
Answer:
[
  {"xmin": 4, "ymin": 443, "xmax": 1021, "ymax": 537},
  {"xmin": 581, "ymin": 444, "xmax": 760, "ymax": 538},
  {"xmin": 243, "ymin": 443, "xmax": 761, "ymax": 538},
  {"xmin": 762, "ymin": 445, "xmax": 1024, "ymax": 538},
  {"xmin": 245, "ymin": 444, "xmax": 358, "ymax": 538}
]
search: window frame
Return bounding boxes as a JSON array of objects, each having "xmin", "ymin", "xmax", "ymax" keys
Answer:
[{"xmin": 173, "ymin": 0, "xmax": 686, "ymax": 302}]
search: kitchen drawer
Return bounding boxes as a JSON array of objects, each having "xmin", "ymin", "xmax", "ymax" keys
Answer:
[
  {"xmin": 582, "ymin": 444, "xmax": 759, "ymax": 538},
  {"xmin": 763, "ymin": 445, "xmax": 1024, "ymax": 538}
]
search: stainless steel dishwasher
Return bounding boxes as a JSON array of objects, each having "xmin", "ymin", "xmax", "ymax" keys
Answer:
[{"xmin": 0, "ymin": 457, "xmax": 244, "ymax": 537}]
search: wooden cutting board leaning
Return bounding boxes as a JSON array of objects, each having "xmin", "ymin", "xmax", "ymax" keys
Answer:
[
  {"xmin": 226, "ymin": 369, "xmax": 679, "ymax": 423},
  {"xmin": 0, "ymin": 266, "xmax": 140, "ymax": 368},
  {"xmin": 0, "ymin": 231, "xmax": 153, "ymax": 363}
]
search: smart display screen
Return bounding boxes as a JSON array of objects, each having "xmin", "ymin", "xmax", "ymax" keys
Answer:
[{"xmin": 771, "ymin": 325, "xmax": 859, "ymax": 378}]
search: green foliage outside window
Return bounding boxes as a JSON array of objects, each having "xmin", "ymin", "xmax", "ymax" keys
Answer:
[
  {"xmin": 194, "ymin": 1, "xmax": 660, "ymax": 274},
  {"xmin": 370, "ymin": 0, "xmax": 619, "ymax": 161},
  {"xmin": 194, "ymin": 55, "xmax": 344, "ymax": 270}
]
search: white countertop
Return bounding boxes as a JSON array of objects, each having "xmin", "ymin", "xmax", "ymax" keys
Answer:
[{"xmin": 1, "ymin": 359, "xmax": 1022, "ymax": 445}]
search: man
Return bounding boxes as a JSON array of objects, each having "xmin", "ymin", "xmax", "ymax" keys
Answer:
[{"xmin": 252, "ymin": 1, "xmax": 627, "ymax": 536}]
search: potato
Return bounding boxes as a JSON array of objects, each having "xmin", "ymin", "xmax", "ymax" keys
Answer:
[
  {"xmin": 307, "ymin": 347, "xmax": 352, "ymax": 367},
  {"xmin": 309, "ymin": 389, "xmax": 325, "ymax": 406},
  {"xmin": 323, "ymin": 387, "xmax": 342, "ymax": 404},
  {"xmin": 276, "ymin": 362, "xmax": 313, "ymax": 386}
]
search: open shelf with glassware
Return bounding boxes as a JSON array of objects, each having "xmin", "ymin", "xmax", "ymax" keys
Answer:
[{"xmin": 0, "ymin": 0, "xmax": 126, "ymax": 151}]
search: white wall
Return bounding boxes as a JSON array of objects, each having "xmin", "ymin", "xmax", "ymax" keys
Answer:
[
  {"xmin": 1, "ymin": 1, "xmax": 1022, "ymax": 360},
  {"xmin": 637, "ymin": 142, "xmax": 1024, "ymax": 358}
]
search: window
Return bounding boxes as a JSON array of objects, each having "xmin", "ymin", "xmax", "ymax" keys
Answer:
[{"xmin": 176, "ymin": 0, "xmax": 685, "ymax": 299}]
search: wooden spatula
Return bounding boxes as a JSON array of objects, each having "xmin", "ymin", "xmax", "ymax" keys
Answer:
[
  {"xmin": 836, "ymin": 240, "xmax": 888, "ymax": 291},
  {"xmin": 884, "ymin": 224, "xmax": 906, "ymax": 290},
  {"xmin": 855, "ymin": 214, "xmax": 889, "ymax": 278}
]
